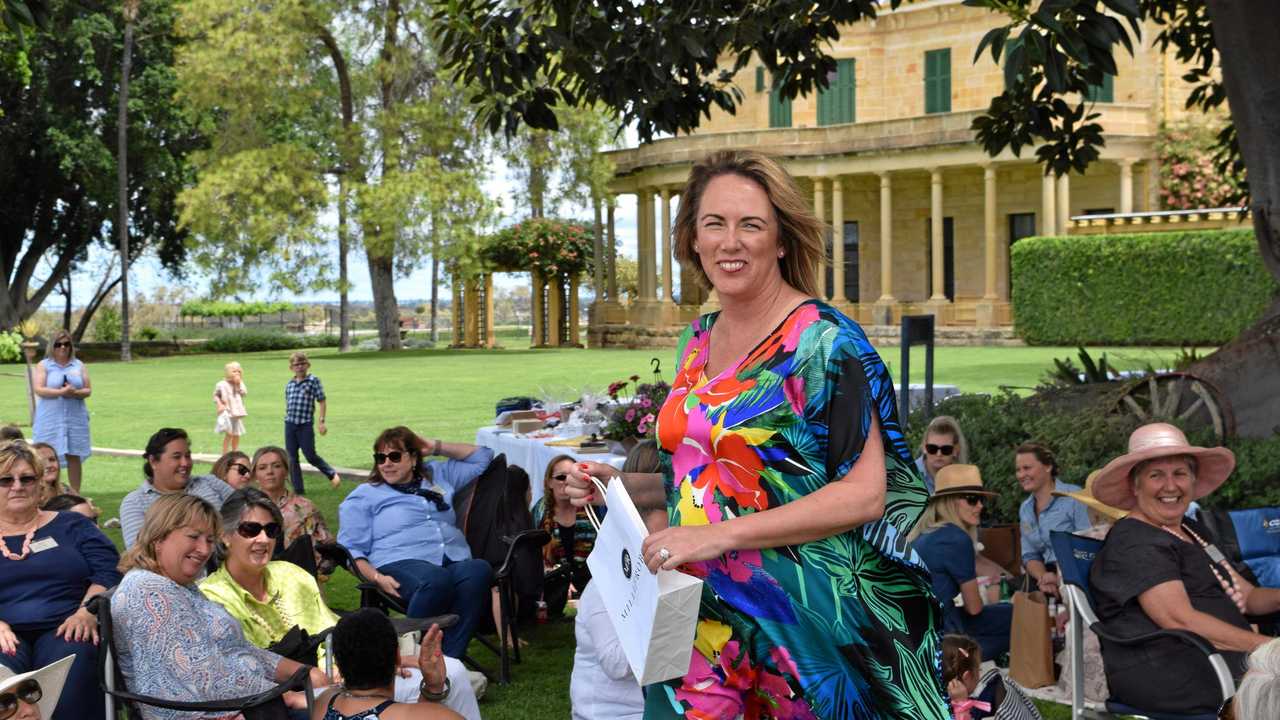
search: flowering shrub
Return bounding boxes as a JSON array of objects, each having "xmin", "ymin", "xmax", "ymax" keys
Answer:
[
  {"xmin": 483, "ymin": 218, "xmax": 594, "ymax": 279},
  {"xmin": 1156, "ymin": 121, "xmax": 1245, "ymax": 210},
  {"xmin": 603, "ymin": 375, "xmax": 671, "ymax": 440}
]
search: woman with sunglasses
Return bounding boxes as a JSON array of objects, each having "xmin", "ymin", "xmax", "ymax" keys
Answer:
[
  {"xmin": 200, "ymin": 489, "xmax": 481, "ymax": 720},
  {"xmin": 0, "ymin": 654, "xmax": 75, "ymax": 720},
  {"xmin": 31, "ymin": 331, "xmax": 91, "ymax": 494},
  {"xmin": 1015, "ymin": 441, "xmax": 1090, "ymax": 598},
  {"xmin": 914, "ymin": 416, "xmax": 968, "ymax": 494},
  {"xmin": 908, "ymin": 464, "xmax": 1013, "ymax": 660},
  {"xmin": 211, "ymin": 451, "xmax": 253, "ymax": 490},
  {"xmin": 0, "ymin": 440, "xmax": 120, "ymax": 720},
  {"xmin": 533, "ymin": 455, "xmax": 599, "ymax": 619},
  {"xmin": 251, "ymin": 446, "xmax": 335, "ymax": 575},
  {"xmin": 337, "ymin": 428, "xmax": 494, "ymax": 659}
]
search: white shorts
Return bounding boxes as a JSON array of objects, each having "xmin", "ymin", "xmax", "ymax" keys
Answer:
[{"xmin": 215, "ymin": 413, "xmax": 246, "ymax": 436}]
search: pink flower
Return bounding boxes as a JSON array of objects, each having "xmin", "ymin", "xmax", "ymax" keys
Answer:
[
  {"xmin": 625, "ymin": 408, "xmax": 636, "ymax": 422},
  {"xmin": 643, "ymin": 413, "xmax": 655, "ymax": 424},
  {"xmin": 636, "ymin": 423, "xmax": 648, "ymax": 434},
  {"xmin": 640, "ymin": 397, "xmax": 652, "ymax": 408}
]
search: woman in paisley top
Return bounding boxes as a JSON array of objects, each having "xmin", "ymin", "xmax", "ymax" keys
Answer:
[{"xmin": 566, "ymin": 150, "xmax": 947, "ymax": 719}]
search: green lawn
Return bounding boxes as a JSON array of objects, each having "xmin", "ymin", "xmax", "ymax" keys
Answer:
[{"xmin": 1, "ymin": 343, "xmax": 1170, "ymax": 717}]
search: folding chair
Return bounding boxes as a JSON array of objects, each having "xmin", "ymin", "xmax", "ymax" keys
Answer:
[
  {"xmin": 1050, "ymin": 531, "xmax": 1235, "ymax": 720},
  {"xmin": 88, "ymin": 590, "xmax": 314, "ymax": 720}
]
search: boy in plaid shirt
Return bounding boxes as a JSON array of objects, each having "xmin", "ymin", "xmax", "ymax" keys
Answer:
[{"xmin": 283, "ymin": 351, "xmax": 341, "ymax": 494}]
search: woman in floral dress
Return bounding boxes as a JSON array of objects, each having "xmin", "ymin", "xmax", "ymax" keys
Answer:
[{"xmin": 566, "ymin": 150, "xmax": 947, "ymax": 719}]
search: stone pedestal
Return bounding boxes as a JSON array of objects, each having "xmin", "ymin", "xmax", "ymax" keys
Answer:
[{"xmin": 871, "ymin": 300, "xmax": 896, "ymax": 327}]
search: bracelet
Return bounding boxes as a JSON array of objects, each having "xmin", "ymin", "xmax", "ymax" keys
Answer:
[{"xmin": 419, "ymin": 676, "xmax": 450, "ymax": 702}]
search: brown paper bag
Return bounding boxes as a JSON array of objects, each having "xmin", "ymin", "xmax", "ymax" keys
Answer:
[{"xmin": 1008, "ymin": 590, "xmax": 1056, "ymax": 688}]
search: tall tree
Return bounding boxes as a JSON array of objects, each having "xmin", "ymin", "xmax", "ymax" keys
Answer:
[
  {"xmin": 0, "ymin": 0, "xmax": 199, "ymax": 330},
  {"xmin": 116, "ymin": 0, "xmax": 139, "ymax": 361}
]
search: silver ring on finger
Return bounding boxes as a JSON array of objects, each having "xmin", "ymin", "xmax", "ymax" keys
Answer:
[{"xmin": 658, "ymin": 547, "xmax": 671, "ymax": 563}]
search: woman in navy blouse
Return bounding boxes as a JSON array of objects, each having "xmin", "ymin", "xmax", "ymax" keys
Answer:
[
  {"xmin": 337, "ymin": 427, "xmax": 494, "ymax": 658},
  {"xmin": 0, "ymin": 440, "xmax": 120, "ymax": 720}
]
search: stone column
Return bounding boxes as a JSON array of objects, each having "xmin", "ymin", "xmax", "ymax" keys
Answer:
[
  {"xmin": 1041, "ymin": 171, "xmax": 1057, "ymax": 236},
  {"xmin": 1145, "ymin": 159, "xmax": 1161, "ymax": 212},
  {"xmin": 831, "ymin": 176, "xmax": 847, "ymax": 304},
  {"xmin": 660, "ymin": 188, "xmax": 674, "ymax": 302},
  {"xmin": 1118, "ymin": 159, "xmax": 1135, "ymax": 214},
  {"xmin": 1056, "ymin": 172, "xmax": 1071, "ymax": 233},
  {"xmin": 635, "ymin": 191, "xmax": 649, "ymax": 301},
  {"xmin": 976, "ymin": 165, "xmax": 1000, "ymax": 327},
  {"xmin": 872, "ymin": 172, "xmax": 896, "ymax": 326},
  {"xmin": 547, "ymin": 275, "xmax": 563, "ymax": 347},
  {"xmin": 531, "ymin": 270, "xmax": 545, "ymax": 347},
  {"xmin": 568, "ymin": 274, "xmax": 580, "ymax": 346},
  {"xmin": 483, "ymin": 273, "xmax": 495, "ymax": 347},
  {"xmin": 813, "ymin": 178, "xmax": 827, "ymax": 292},
  {"xmin": 928, "ymin": 168, "xmax": 947, "ymax": 304},
  {"xmin": 591, "ymin": 197, "xmax": 605, "ymax": 299},
  {"xmin": 606, "ymin": 200, "xmax": 618, "ymax": 302}
]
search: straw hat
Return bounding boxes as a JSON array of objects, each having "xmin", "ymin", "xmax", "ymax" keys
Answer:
[
  {"xmin": 0, "ymin": 654, "xmax": 74, "ymax": 719},
  {"xmin": 1091, "ymin": 423, "xmax": 1235, "ymax": 511},
  {"xmin": 1052, "ymin": 470, "xmax": 1128, "ymax": 521},
  {"xmin": 929, "ymin": 464, "xmax": 997, "ymax": 501}
]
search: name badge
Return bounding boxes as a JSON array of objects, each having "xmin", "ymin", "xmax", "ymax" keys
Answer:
[{"xmin": 29, "ymin": 537, "xmax": 59, "ymax": 554}]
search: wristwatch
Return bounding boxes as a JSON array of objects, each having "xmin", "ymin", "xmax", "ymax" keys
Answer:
[{"xmin": 419, "ymin": 676, "xmax": 450, "ymax": 702}]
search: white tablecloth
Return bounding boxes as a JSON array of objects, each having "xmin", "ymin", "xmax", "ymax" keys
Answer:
[{"xmin": 475, "ymin": 426, "xmax": 627, "ymax": 510}]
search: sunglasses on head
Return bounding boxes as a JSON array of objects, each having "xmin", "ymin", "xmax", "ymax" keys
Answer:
[
  {"xmin": 231, "ymin": 463, "xmax": 251, "ymax": 475},
  {"xmin": 236, "ymin": 521, "xmax": 282, "ymax": 540},
  {"xmin": 960, "ymin": 494, "xmax": 986, "ymax": 507},
  {"xmin": 53, "ymin": 341, "xmax": 72, "ymax": 349},
  {"xmin": 373, "ymin": 451, "xmax": 406, "ymax": 465},
  {"xmin": 925, "ymin": 444, "xmax": 955, "ymax": 456},
  {"xmin": 0, "ymin": 475, "xmax": 38, "ymax": 488},
  {"xmin": 0, "ymin": 679, "xmax": 42, "ymax": 720}
]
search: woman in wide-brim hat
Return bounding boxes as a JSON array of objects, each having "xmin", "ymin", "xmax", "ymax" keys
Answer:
[
  {"xmin": 910, "ymin": 465, "xmax": 1013, "ymax": 660},
  {"xmin": 0, "ymin": 654, "xmax": 74, "ymax": 719},
  {"xmin": 1088, "ymin": 422, "xmax": 1280, "ymax": 716}
]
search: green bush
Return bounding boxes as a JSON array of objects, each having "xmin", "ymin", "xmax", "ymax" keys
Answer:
[
  {"xmin": 205, "ymin": 330, "xmax": 303, "ymax": 353},
  {"xmin": 908, "ymin": 390, "xmax": 1280, "ymax": 524},
  {"xmin": 1011, "ymin": 229, "xmax": 1278, "ymax": 345},
  {"xmin": 180, "ymin": 300, "xmax": 296, "ymax": 318},
  {"xmin": 94, "ymin": 306, "xmax": 122, "ymax": 342},
  {"xmin": 138, "ymin": 326, "xmax": 160, "ymax": 341},
  {"xmin": 0, "ymin": 330, "xmax": 22, "ymax": 363}
]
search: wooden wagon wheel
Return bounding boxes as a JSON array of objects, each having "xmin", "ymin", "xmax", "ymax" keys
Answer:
[{"xmin": 1114, "ymin": 372, "xmax": 1236, "ymax": 442}]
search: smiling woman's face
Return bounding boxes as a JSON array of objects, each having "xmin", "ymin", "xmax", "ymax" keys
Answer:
[
  {"xmin": 224, "ymin": 505, "xmax": 277, "ymax": 573},
  {"xmin": 1131, "ymin": 456, "xmax": 1196, "ymax": 527},
  {"xmin": 154, "ymin": 522, "xmax": 216, "ymax": 585},
  {"xmin": 693, "ymin": 173, "xmax": 785, "ymax": 302}
]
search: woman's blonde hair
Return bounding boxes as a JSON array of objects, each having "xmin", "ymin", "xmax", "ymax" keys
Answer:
[
  {"xmin": 118, "ymin": 494, "xmax": 221, "ymax": 576},
  {"xmin": 908, "ymin": 495, "xmax": 977, "ymax": 543},
  {"xmin": 44, "ymin": 329, "xmax": 75, "ymax": 360},
  {"xmin": 0, "ymin": 440, "xmax": 44, "ymax": 480},
  {"xmin": 223, "ymin": 361, "xmax": 242, "ymax": 381},
  {"xmin": 672, "ymin": 150, "xmax": 826, "ymax": 298}
]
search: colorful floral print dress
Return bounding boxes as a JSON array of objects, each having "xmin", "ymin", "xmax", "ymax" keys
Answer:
[{"xmin": 648, "ymin": 300, "xmax": 948, "ymax": 720}]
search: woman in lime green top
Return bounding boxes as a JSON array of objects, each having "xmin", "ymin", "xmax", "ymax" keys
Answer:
[{"xmin": 199, "ymin": 488, "xmax": 480, "ymax": 719}]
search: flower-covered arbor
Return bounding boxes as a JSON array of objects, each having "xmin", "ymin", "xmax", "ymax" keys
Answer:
[{"xmin": 451, "ymin": 218, "xmax": 595, "ymax": 348}]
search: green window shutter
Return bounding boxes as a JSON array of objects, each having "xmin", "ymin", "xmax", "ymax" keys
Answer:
[
  {"xmin": 756, "ymin": 66, "xmax": 765, "ymax": 93},
  {"xmin": 1085, "ymin": 73, "xmax": 1114, "ymax": 103},
  {"xmin": 925, "ymin": 48, "xmax": 951, "ymax": 114},
  {"xmin": 818, "ymin": 59, "xmax": 856, "ymax": 126},
  {"xmin": 769, "ymin": 74, "xmax": 792, "ymax": 128}
]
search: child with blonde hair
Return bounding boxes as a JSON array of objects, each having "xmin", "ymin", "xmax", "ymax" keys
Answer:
[{"xmin": 213, "ymin": 361, "xmax": 248, "ymax": 452}]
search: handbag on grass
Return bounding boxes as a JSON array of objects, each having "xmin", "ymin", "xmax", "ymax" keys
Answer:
[
  {"xmin": 585, "ymin": 475, "xmax": 702, "ymax": 685},
  {"xmin": 1008, "ymin": 583, "xmax": 1056, "ymax": 689}
]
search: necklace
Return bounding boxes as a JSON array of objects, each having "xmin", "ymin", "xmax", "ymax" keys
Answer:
[
  {"xmin": 0, "ymin": 512, "xmax": 40, "ymax": 562},
  {"xmin": 341, "ymin": 687, "xmax": 392, "ymax": 700},
  {"xmin": 1155, "ymin": 520, "xmax": 1236, "ymax": 590}
]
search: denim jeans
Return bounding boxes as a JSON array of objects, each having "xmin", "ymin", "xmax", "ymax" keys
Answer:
[
  {"xmin": 379, "ymin": 557, "xmax": 494, "ymax": 658},
  {"xmin": 0, "ymin": 626, "xmax": 103, "ymax": 720},
  {"xmin": 283, "ymin": 421, "xmax": 336, "ymax": 495}
]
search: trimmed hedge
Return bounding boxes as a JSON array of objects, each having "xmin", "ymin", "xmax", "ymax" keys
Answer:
[
  {"xmin": 204, "ymin": 330, "xmax": 338, "ymax": 353},
  {"xmin": 1011, "ymin": 229, "xmax": 1278, "ymax": 345}
]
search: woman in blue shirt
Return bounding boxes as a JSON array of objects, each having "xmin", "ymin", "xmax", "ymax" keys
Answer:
[
  {"xmin": 910, "ymin": 464, "xmax": 1013, "ymax": 660},
  {"xmin": 0, "ymin": 440, "xmax": 120, "ymax": 720},
  {"xmin": 1016, "ymin": 442, "xmax": 1091, "ymax": 598},
  {"xmin": 337, "ymin": 427, "xmax": 494, "ymax": 658}
]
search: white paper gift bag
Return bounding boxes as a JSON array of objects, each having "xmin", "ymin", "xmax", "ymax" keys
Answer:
[{"xmin": 585, "ymin": 476, "xmax": 703, "ymax": 685}]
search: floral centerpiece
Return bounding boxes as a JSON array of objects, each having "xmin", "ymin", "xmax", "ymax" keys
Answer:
[{"xmin": 602, "ymin": 375, "xmax": 671, "ymax": 447}]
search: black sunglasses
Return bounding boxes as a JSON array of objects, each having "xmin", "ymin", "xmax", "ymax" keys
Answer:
[
  {"xmin": 0, "ymin": 679, "xmax": 42, "ymax": 720},
  {"xmin": 236, "ymin": 521, "xmax": 283, "ymax": 540},
  {"xmin": 0, "ymin": 475, "xmax": 38, "ymax": 488},
  {"xmin": 960, "ymin": 494, "xmax": 986, "ymax": 507},
  {"xmin": 551, "ymin": 473, "xmax": 570, "ymax": 482},
  {"xmin": 52, "ymin": 341, "xmax": 72, "ymax": 349},
  {"xmin": 231, "ymin": 463, "xmax": 251, "ymax": 475},
  {"xmin": 925, "ymin": 444, "xmax": 955, "ymax": 456},
  {"xmin": 373, "ymin": 451, "xmax": 406, "ymax": 465}
]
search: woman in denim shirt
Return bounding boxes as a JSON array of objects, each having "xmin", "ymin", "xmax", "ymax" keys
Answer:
[{"xmin": 1016, "ymin": 442, "xmax": 1090, "ymax": 597}]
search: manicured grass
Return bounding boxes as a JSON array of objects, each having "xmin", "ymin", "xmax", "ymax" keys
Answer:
[{"xmin": 2, "ymin": 343, "xmax": 1172, "ymax": 718}]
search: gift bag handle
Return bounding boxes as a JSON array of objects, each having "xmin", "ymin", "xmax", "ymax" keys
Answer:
[{"xmin": 583, "ymin": 476, "xmax": 612, "ymax": 532}]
